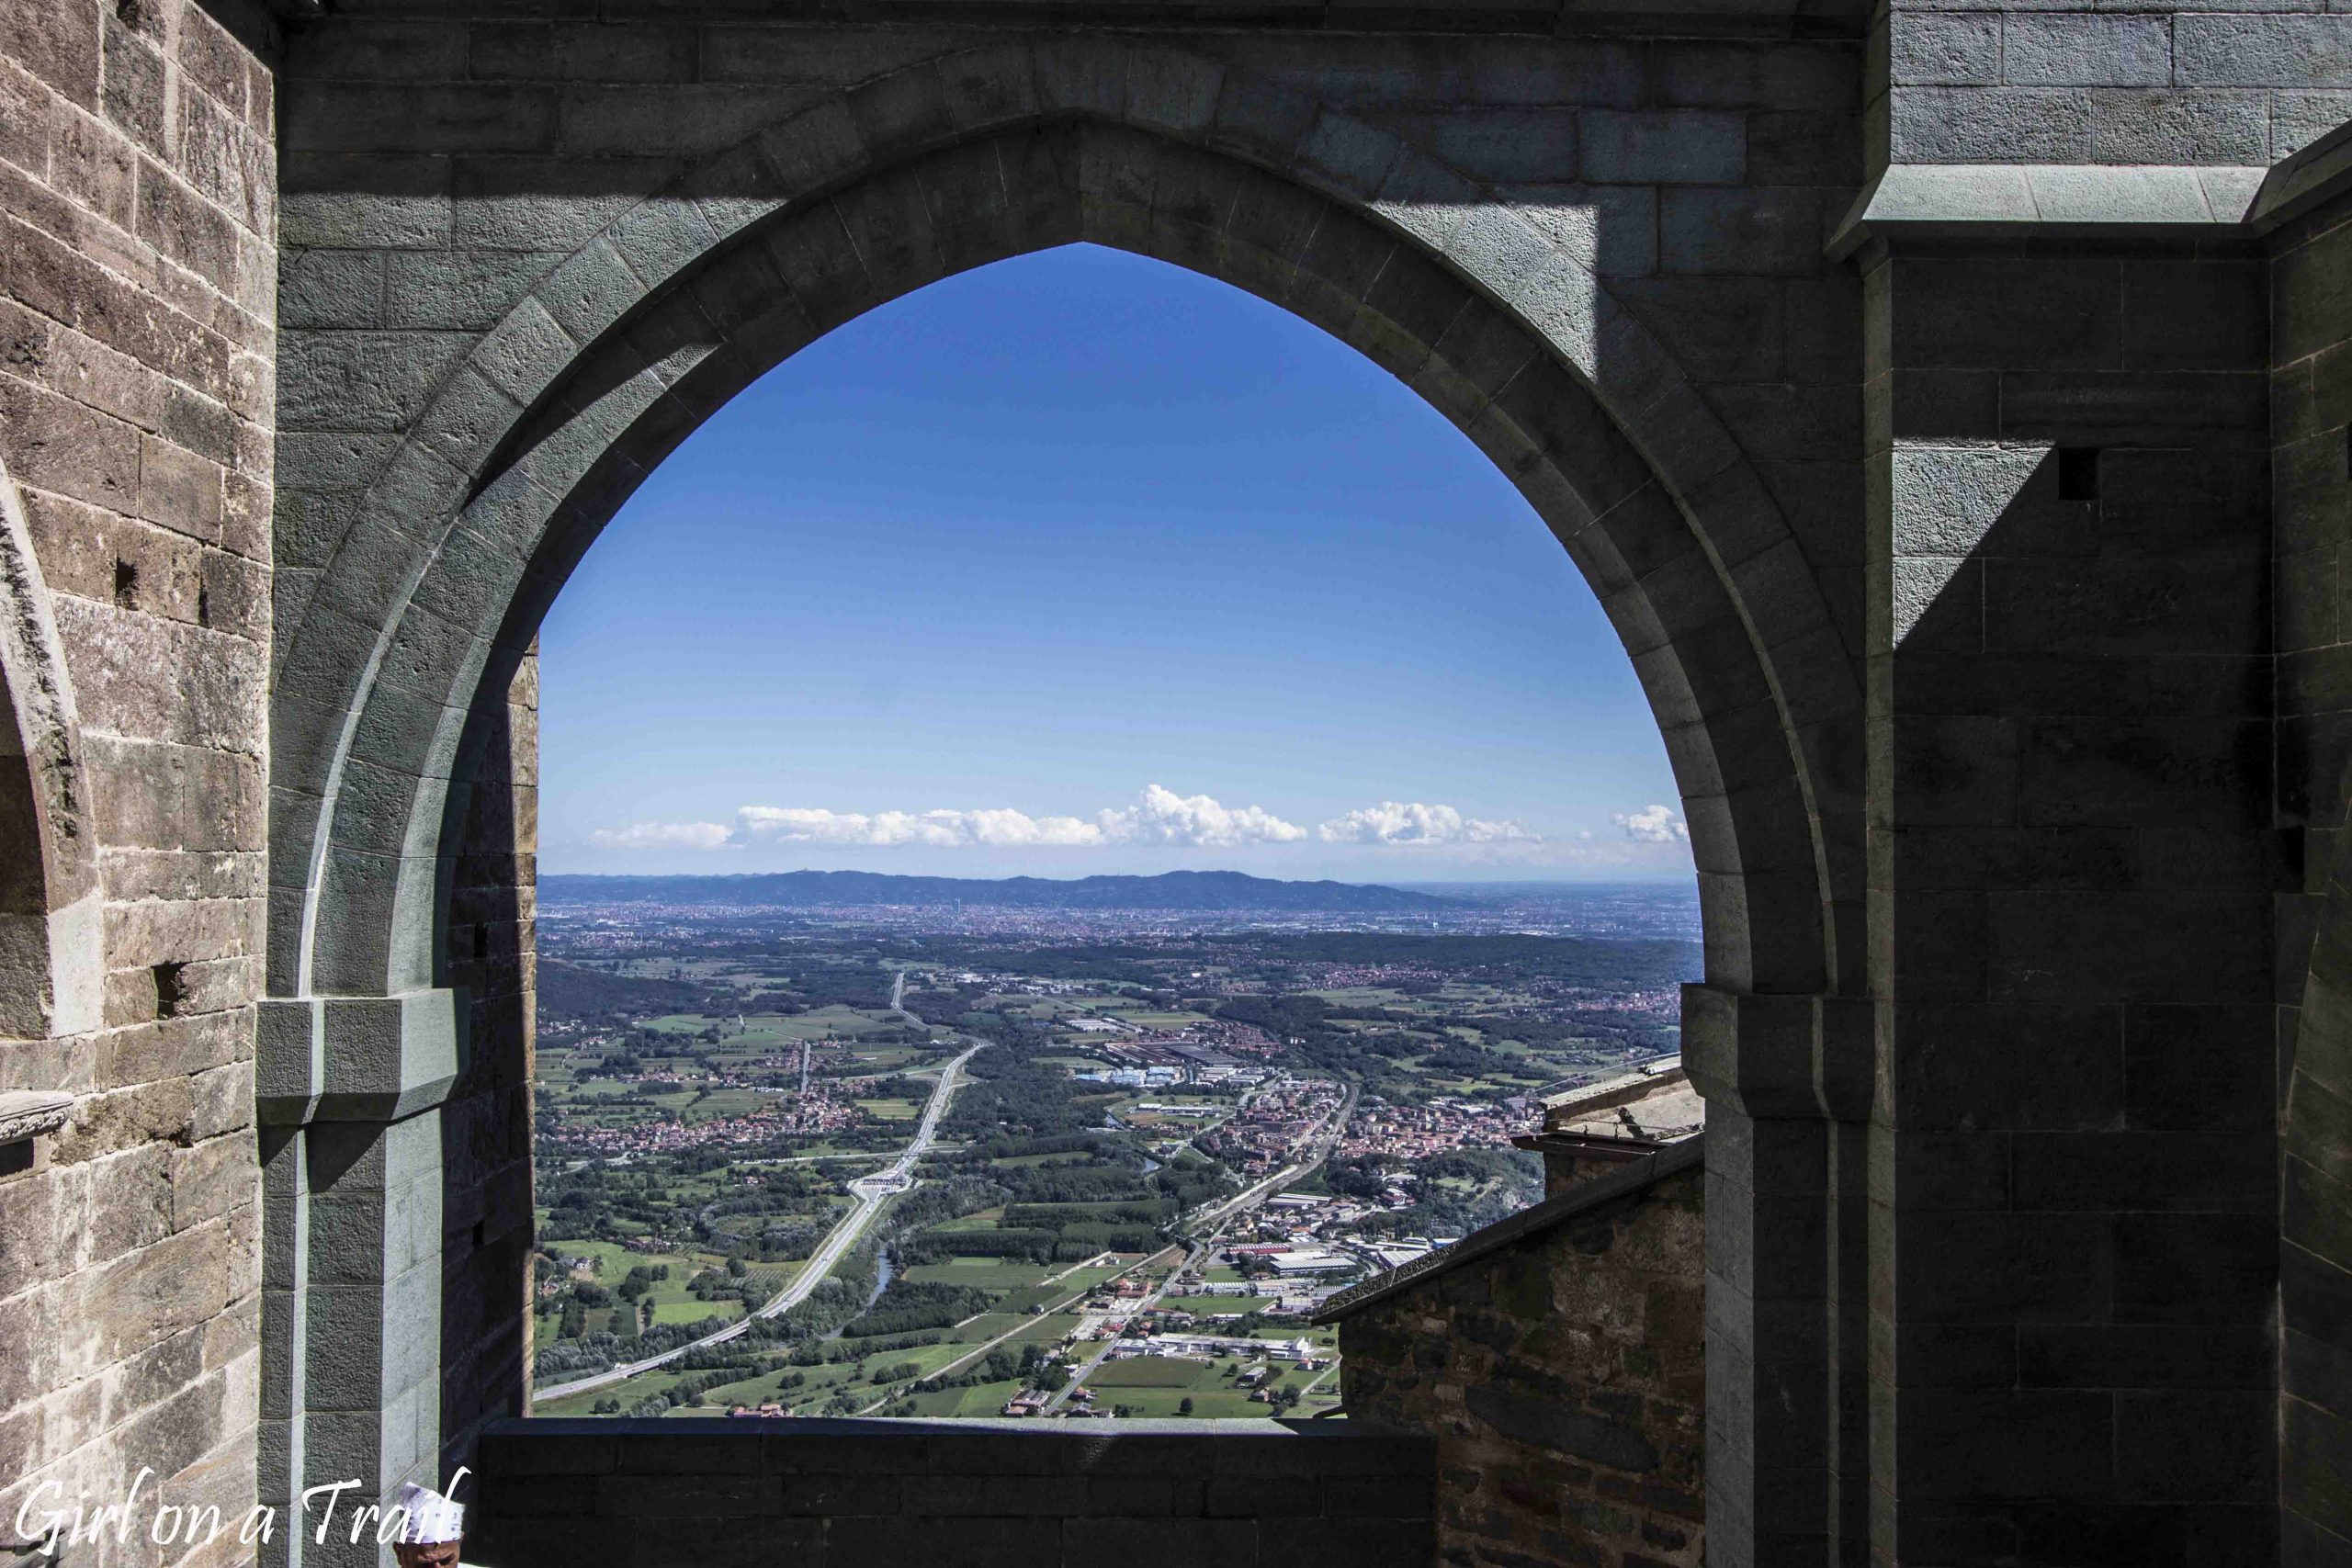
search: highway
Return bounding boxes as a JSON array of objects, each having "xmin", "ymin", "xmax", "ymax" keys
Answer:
[{"xmin": 533, "ymin": 1016, "xmax": 979, "ymax": 1404}]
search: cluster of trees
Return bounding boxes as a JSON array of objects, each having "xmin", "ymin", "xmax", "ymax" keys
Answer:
[
  {"xmin": 961, "ymin": 1132, "xmax": 1102, "ymax": 1163},
  {"xmin": 736, "ymin": 960, "xmax": 895, "ymax": 1012},
  {"xmin": 782, "ymin": 1329, "xmax": 944, "ymax": 1366},
  {"xmin": 896, "ymin": 1228, "xmax": 1065, "ymax": 1266},
  {"xmin": 573, "ymin": 1051, "xmax": 643, "ymax": 1080},
  {"xmin": 686, "ymin": 1261, "xmax": 763, "ymax": 1314},
  {"xmin": 888, "ymin": 1142, "xmax": 1176, "ymax": 1259},
  {"xmin": 908, "ymin": 1342, "xmax": 1060, "ymax": 1395},
  {"xmin": 1351, "ymin": 1146, "xmax": 1544, "ymax": 1238},
  {"xmin": 993, "ymin": 1163, "xmax": 1159, "ymax": 1204},
  {"xmin": 616, "ymin": 1263, "xmax": 672, "ymax": 1300},
  {"xmin": 1213, "ymin": 994, "xmax": 1333, "ymax": 1037},
  {"xmin": 837, "ymin": 1280, "xmax": 994, "ymax": 1338},
  {"xmin": 540, "ymin": 1166, "xmax": 710, "ymax": 1243},
  {"xmin": 926, "ymin": 944, "xmax": 1162, "ymax": 985},
  {"xmin": 1000, "ymin": 1200, "xmax": 1176, "ymax": 1229},
  {"xmin": 753, "ymin": 1219, "xmax": 828, "ymax": 1262},
  {"xmin": 944, "ymin": 1044, "xmax": 1117, "ymax": 1143},
  {"xmin": 1215, "ymin": 931, "xmax": 1699, "ymax": 987},
  {"xmin": 538, "ymin": 959, "xmax": 718, "ymax": 1027},
  {"xmin": 1317, "ymin": 1154, "xmax": 1398, "ymax": 1201},
  {"xmin": 531, "ymin": 1310, "xmax": 734, "ymax": 1381},
  {"xmin": 1419, "ymin": 1041, "xmax": 1542, "ymax": 1083},
  {"xmin": 888, "ymin": 1176, "xmax": 1008, "ymax": 1231},
  {"xmin": 621, "ymin": 1364, "xmax": 741, "ymax": 1416}
]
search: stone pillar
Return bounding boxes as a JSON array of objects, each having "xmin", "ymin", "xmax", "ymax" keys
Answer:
[
  {"xmin": 259, "ymin": 993, "xmax": 465, "ymax": 1568},
  {"xmin": 1685, "ymin": 986, "xmax": 1875, "ymax": 1567},
  {"xmin": 1860, "ymin": 234, "xmax": 2276, "ymax": 1563},
  {"xmin": 257, "ymin": 649, "xmax": 535, "ymax": 1563},
  {"xmin": 2274, "ymin": 175, "xmax": 2352, "ymax": 1565}
]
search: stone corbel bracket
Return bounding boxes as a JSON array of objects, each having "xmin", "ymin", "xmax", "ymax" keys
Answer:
[
  {"xmin": 1679, "ymin": 984, "xmax": 1872, "ymax": 1122},
  {"xmin": 256, "ymin": 988, "xmax": 467, "ymax": 1125},
  {"xmin": 0, "ymin": 1089, "xmax": 72, "ymax": 1145}
]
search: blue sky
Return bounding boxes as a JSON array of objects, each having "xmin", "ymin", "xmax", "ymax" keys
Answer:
[{"xmin": 539, "ymin": 244, "xmax": 1690, "ymax": 882}]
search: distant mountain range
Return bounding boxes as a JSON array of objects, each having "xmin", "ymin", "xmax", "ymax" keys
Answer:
[{"xmin": 538, "ymin": 869, "xmax": 1462, "ymax": 913}]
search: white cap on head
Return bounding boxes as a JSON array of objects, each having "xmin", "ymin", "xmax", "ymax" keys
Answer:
[{"xmin": 393, "ymin": 1482, "xmax": 464, "ymax": 1545}]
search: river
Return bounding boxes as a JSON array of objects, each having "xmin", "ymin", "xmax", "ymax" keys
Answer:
[{"xmin": 820, "ymin": 1247, "xmax": 894, "ymax": 1344}]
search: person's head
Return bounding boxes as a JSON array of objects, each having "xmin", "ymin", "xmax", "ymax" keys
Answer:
[{"xmin": 390, "ymin": 1479, "xmax": 466, "ymax": 1566}]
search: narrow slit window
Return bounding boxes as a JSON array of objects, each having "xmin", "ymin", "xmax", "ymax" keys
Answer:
[
  {"xmin": 2056, "ymin": 447, "xmax": 2100, "ymax": 502},
  {"xmin": 152, "ymin": 961, "xmax": 187, "ymax": 1019}
]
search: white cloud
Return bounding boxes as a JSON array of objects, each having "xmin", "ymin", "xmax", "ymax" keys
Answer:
[
  {"xmin": 731, "ymin": 805, "xmax": 1105, "ymax": 849},
  {"xmin": 589, "ymin": 819, "xmax": 735, "ymax": 852},
  {"xmin": 1316, "ymin": 801, "xmax": 1536, "ymax": 846},
  {"xmin": 596, "ymin": 786, "xmax": 1306, "ymax": 853},
  {"xmin": 1096, "ymin": 784, "xmax": 1306, "ymax": 847},
  {"xmin": 1612, "ymin": 804, "xmax": 1689, "ymax": 843}
]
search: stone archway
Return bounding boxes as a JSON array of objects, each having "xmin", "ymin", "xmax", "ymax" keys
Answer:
[
  {"xmin": 269, "ymin": 46, "xmax": 1856, "ymax": 1009},
  {"xmin": 0, "ymin": 455, "xmax": 103, "ymax": 1046},
  {"xmin": 260, "ymin": 35, "xmax": 1865, "ymax": 1560}
]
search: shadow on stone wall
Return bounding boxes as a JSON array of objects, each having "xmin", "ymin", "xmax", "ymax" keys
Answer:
[
  {"xmin": 438, "ymin": 646, "xmax": 539, "ymax": 1474},
  {"xmin": 469, "ymin": 1417, "xmax": 1434, "ymax": 1568}
]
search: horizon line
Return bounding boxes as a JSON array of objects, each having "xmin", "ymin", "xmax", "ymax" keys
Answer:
[{"xmin": 535, "ymin": 867, "xmax": 1699, "ymax": 888}]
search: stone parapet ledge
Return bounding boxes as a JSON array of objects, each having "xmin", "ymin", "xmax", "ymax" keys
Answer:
[
  {"xmin": 1826, "ymin": 163, "xmax": 2269, "ymax": 259},
  {"xmin": 469, "ymin": 1417, "xmax": 1435, "ymax": 1568}
]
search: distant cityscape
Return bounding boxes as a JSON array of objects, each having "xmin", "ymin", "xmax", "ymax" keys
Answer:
[{"xmin": 526, "ymin": 876, "xmax": 1698, "ymax": 1422}]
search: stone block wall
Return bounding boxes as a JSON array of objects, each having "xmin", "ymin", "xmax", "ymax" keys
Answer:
[
  {"xmin": 438, "ymin": 642, "xmax": 537, "ymax": 1474},
  {"xmin": 468, "ymin": 1417, "xmax": 1434, "ymax": 1568},
  {"xmin": 1872, "ymin": 3, "xmax": 2352, "ymax": 171},
  {"xmin": 0, "ymin": 0, "xmax": 275, "ymax": 1555},
  {"xmin": 1864, "ymin": 231, "xmax": 2279, "ymax": 1561},
  {"xmin": 1331, "ymin": 1156, "xmax": 1706, "ymax": 1568},
  {"xmin": 2273, "ymin": 169, "xmax": 2352, "ymax": 1564}
]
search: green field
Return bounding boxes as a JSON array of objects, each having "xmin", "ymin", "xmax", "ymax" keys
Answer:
[
  {"xmin": 903, "ymin": 1258, "xmax": 1063, "ymax": 1290},
  {"xmin": 899, "ymin": 1379, "xmax": 1028, "ymax": 1417},
  {"xmin": 1089, "ymin": 1357, "xmax": 1210, "ymax": 1389},
  {"xmin": 1158, "ymin": 1294, "xmax": 1259, "ymax": 1315},
  {"xmin": 536, "ymin": 1236, "xmax": 745, "ymax": 1339},
  {"xmin": 1091, "ymin": 1387, "xmax": 1265, "ymax": 1417}
]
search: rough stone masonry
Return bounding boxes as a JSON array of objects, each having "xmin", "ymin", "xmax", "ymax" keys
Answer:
[
  {"xmin": 0, "ymin": 0, "xmax": 2347, "ymax": 1565},
  {"xmin": 1322, "ymin": 1141, "xmax": 1707, "ymax": 1568}
]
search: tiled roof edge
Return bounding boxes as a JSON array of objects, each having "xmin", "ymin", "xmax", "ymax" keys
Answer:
[{"xmin": 1310, "ymin": 1133, "xmax": 1705, "ymax": 1325}]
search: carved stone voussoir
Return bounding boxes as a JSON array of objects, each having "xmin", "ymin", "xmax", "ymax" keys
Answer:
[{"xmin": 0, "ymin": 1089, "xmax": 74, "ymax": 1145}]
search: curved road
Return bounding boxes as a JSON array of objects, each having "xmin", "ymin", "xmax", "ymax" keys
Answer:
[{"xmin": 534, "ymin": 1023, "xmax": 980, "ymax": 1404}]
